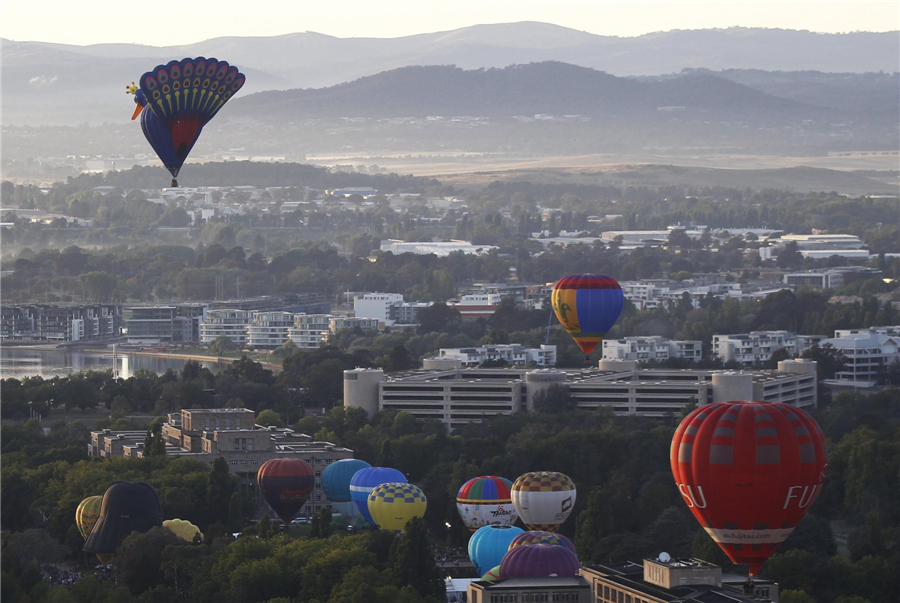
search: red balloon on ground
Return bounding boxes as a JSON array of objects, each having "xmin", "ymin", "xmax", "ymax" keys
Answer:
[
  {"xmin": 257, "ymin": 458, "xmax": 315, "ymax": 524},
  {"xmin": 670, "ymin": 401, "xmax": 827, "ymax": 575}
]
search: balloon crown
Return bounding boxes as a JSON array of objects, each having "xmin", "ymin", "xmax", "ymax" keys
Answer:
[{"xmin": 126, "ymin": 82, "xmax": 138, "ymax": 95}]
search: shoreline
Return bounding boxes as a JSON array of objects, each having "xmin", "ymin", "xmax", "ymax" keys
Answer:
[{"xmin": 82, "ymin": 349, "xmax": 283, "ymax": 372}]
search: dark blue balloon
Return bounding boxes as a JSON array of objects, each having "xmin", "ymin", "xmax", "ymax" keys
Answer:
[{"xmin": 130, "ymin": 57, "xmax": 245, "ymax": 186}]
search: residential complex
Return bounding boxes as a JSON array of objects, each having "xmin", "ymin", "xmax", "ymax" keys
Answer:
[
  {"xmin": 820, "ymin": 325, "xmax": 900, "ymax": 387},
  {"xmin": 289, "ymin": 314, "xmax": 334, "ymax": 349},
  {"xmin": 88, "ymin": 408, "xmax": 355, "ymax": 518},
  {"xmin": 344, "ymin": 358, "xmax": 817, "ymax": 429},
  {"xmin": 1, "ymin": 304, "xmax": 121, "ymax": 342},
  {"xmin": 352, "ymin": 292, "xmax": 429, "ymax": 326},
  {"xmin": 712, "ymin": 331, "xmax": 797, "ymax": 368},
  {"xmin": 246, "ymin": 311, "xmax": 295, "ymax": 349},
  {"xmin": 199, "ymin": 309, "xmax": 253, "ymax": 346},
  {"xmin": 123, "ymin": 304, "xmax": 206, "ymax": 343},
  {"xmin": 438, "ymin": 344, "xmax": 557, "ymax": 367},
  {"xmin": 601, "ymin": 337, "xmax": 702, "ymax": 363}
]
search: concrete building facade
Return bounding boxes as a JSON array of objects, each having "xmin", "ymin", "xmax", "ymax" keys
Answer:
[
  {"xmin": 712, "ymin": 331, "xmax": 797, "ymax": 368},
  {"xmin": 89, "ymin": 408, "xmax": 355, "ymax": 519},
  {"xmin": 1, "ymin": 304, "xmax": 121, "ymax": 342},
  {"xmin": 438, "ymin": 344, "xmax": 557, "ymax": 367},
  {"xmin": 344, "ymin": 360, "xmax": 817, "ymax": 429},
  {"xmin": 199, "ymin": 309, "xmax": 253, "ymax": 346},
  {"xmin": 246, "ymin": 311, "xmax": 294, "ymax": 349},
  {"xmin": 602, "ymin": 337, "xmax": 702, "ymax": 363},
  {"xmin": 123, "ymin": 304, "xmax": 206, "ymax": 343}
]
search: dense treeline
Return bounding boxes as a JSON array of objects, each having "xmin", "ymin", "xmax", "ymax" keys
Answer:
[{"xmin": 2, "ymin": 362, "xmax": 897, "ymax": 602}]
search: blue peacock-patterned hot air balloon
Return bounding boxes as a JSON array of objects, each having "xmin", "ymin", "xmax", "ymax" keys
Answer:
[{"xmin": 127, "ymin": 57, "xmax": 245, "ymax": 187}]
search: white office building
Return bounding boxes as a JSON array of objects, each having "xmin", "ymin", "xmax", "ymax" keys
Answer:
[
  {"xmin": 820, "ymin": 326, "xmax": 900, "ymax": 387},
  {"xmin": 200, "ymin": 309, "xmax": 253, "ymax": 346},
  {"xmin": 353, "ymin": 293, "xmax": 404, "ymax": 325},
  {"xmin": 247, "ymin": 312, "xmax": 294, "ymax": 349},
  {"xmin": 713, "ymin": 331, "xmax": 798, "ymax": 368},
  {"xmin": 288, "ymin": 314, "xmax": 333, "ymax": 350},
  {"xmin": 380, "ymin": 239, "xmax": 498, "ymax": 256},
  {"xmin": 438, "ymin": 344, "xmax": 557, "ymax": 367},
  {"xmin": 602, "ymin": 337, "xmax": 703, "ymax": 362}
]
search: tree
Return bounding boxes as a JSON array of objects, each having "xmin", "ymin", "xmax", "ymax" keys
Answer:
[
  {"xmin": 390, "ymin": 517, "xmax": 445, "ymax": 600},
  {"xmin": 206, "ymin": 457, "xmax": 235, "ymax": 526},
  {"xmin": 209, "ymin": 335, "xmax": 238, "ymax": 356},
  {"xmin": 416, "ymin": 302, "xmax": 461, "ymax": 334},
  {"xmin": 384, "ymin": 345, "xmax": 417, "ymax": 372},
  {"xmin": 110, "ymin": 395, "xmax": 132, "ymax": 420},
  {"xmin": 310, "ymin": 507, "xmax": 334, "ymax": 539},
  {"xmin": 143, "ymin": 422, "xmax": 166, "ymax": 457},
  {"xmin": 256, "ymin": 409, "xmax": 284, "ymax": 428},
  {"xmin": 644, "ymin": 507, "xmax": 694, "ymax": 558},
  {"xmin": 114, "ymin": 526, "xmax": 180, "ymax": 596},
  {"xmin": 532, "ymin": 383, "xmax": 575, "ymax": 414}
]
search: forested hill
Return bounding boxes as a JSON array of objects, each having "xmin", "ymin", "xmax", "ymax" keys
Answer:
[
  {"xmin": 62, "ymin": 162, "xmax": 439, "ymax": 191},
  {"xmin": 230, "ymin": 62, "xmax": 824, "ymax": 121}
]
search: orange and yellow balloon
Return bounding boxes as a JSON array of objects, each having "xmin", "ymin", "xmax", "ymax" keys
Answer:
[{"xmin": 551, "ymin": 274, "xmax": 624, "ymax": 360}]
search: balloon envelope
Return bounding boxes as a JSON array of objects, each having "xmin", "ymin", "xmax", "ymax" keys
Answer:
[
  {"xmin": 83, "ymin": 482, "xmax": 163, "ymax": 556},
  {"xmin": 133, "ymin": 57, "xmax": 245, "ymax": 182},
  {"xmin": 671, "ymin": 401, "xmax": 828, "ymax": 576},
  {"xmin": 367, "ymin": 482, "xmax": 427, "ymax": 534},
  {"xmin": 457, "ymin": 475, "xmax": 517, "ymax": 532},
  {"xmin": 257, "ymin": 458, "xmax": 315, "ymax": 524},
  {"xmin": 163, "ymin": 519, "xmax": 203, "ymax": 542},
  {"xmin": 481, "ymin": 565, "xmax": 502, "ymax": 582},
  {"xmin": 551, "ymin": 274, "xmax": 624, "ymax": 355},
  {"xmin": 500, "ymin": 543, "xmax": 581, "ymax": 578},
  {"xmin": 350, "ymin": 467, "xmax": 407, "ymax": 526},
  {"xmin": 467, "ymin": 524, "xmax": 525, "ymax": 575},
  {"xmin": 508, "ymin": 530, "xmax": 577, "ymax": 554},
  {"xmin": 510, "ymin": 472, "xmax": 577, "ymax": 532},
  {"xmin": 76, "ymin": 496, "xmax": 103, "ymax": 541},
  {"xmin": 322, "ymin": 459, "xmax": 371, "ymax": 522}
]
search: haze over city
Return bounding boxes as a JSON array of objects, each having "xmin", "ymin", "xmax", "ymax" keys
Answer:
[{"xmin": 1, "ymin": 2, "xmax": 898, "ymax": 603}]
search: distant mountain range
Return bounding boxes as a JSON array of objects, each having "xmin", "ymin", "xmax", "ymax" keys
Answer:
[
  {"xmin": 227, "ymin": 62, "xmax": 821, "ymax": 120},
  {"xmin": 2, "ymin": 23, "xmax": 898, "ymax": 126}
]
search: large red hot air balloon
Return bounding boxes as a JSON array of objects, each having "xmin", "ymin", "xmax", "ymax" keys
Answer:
[
  {"xmin": 670, "ymin": 402, "xmax": 827, "ymax": 576},
  {"xmin": 257, "ymin": 458, "xmax": 315, "ymax": 524}
]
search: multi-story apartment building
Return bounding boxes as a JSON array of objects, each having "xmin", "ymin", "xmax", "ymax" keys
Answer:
[
  {"xmin": 89, "ymin": 408, "xmax": 355, "ymax": 519},
  {"xmin": 123, "ymin": 304, "xmax": 206, "ymax": 343},
  {"xmin": 1, "ymin": 304, "xmax": 121, "ymax": 342},
  {"xmin": 438, "ymin": 344, "xmax": 557, "ymax": 367},
  {"xmin": 246, "ymin": 311, "xmax": 294, "ymax": 349},
  {"xmin": 329, "ymin": 316, "xmax": 380, "ymax": 334},
  {"xmin": 712, "ymin": 331, "xmax": 797, "ymax": 368},
  {"xmin": 200, "ymin": 309, "xmax": 253, "ymax": 346},
  {"xmin": 602, "ymin": 337, "xmax": 702, "ymax": 363},
  {"xmin": 820, "ymin": 325, "xmax": 900, "ymax": 387},
  {"xmin": 344, "ymin": 358, "xmax": 817, "ymax": 429},
  {"xmin": 288, "ymin": 314, "xmax": 333, "ymax": 349}
]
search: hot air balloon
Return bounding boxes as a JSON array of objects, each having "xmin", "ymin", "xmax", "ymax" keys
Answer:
[
  {"xmin": 510, "ymin": 472, "xmax": 577, "ymax": 532},
  {"xmin": 481, "ymin": 565, "xmax": 502, "ymax": 582},
  {"xmin": 671, "ymin": 401, "xmax": 828, "ymax": 576},
  {"xmin": 551, "ymin": 274, "xmax": 624, "ymax": 365},
  {"xmin": 367, "ymin": 482, "xmax": 427, "ymax": 534},
  {"xmin": 467, "ymin": 524, "xmax": 524, "ymax": 575},
  {"xmin": 500, "ymin": 543, "xmax": 581, "ymax": 578},
  {"xmin": 83, "ymin": 482, "xmax": 163, "ymax": 559},
  {"xmin": 322, "ymin": 459, "xmax": 372, "ymax": 522},
  {"xmin": 127, "ymin": 57, "xmax": 245, "ymax": 187},
  {"xmin": 163, "ymin": 519, "xmax": 203, "ymax": 543},
  {"xmin": 75, "ymin": 496, "xmax": 103, "ymax": 540},
  {"xmin": 349, "ymin": 467, "xmax": 407, "ymax": 526},
  {"xmin": 508, "ymin": 530, "xmax": 577, "ymax": 554},
  {"xmin": 257, "ymin": 458, "xmax": 315, "ymax": 524},
  {"xmin": 76, "ymin": 496, "xmax": 113, "ymax": 563},
  {"xmin": 457, "ymin": 475, "xmax": 518, "ymax": 532}
]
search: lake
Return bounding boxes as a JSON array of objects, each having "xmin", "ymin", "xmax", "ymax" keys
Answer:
[{"xmin": 0, "ymin": 347, "xmax": 232, "ymax": 380}]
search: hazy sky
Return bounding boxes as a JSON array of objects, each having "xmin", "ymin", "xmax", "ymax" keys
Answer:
[{"xmin": 2, "ymin": 0, "xmax": 897, "ymax": 46}]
